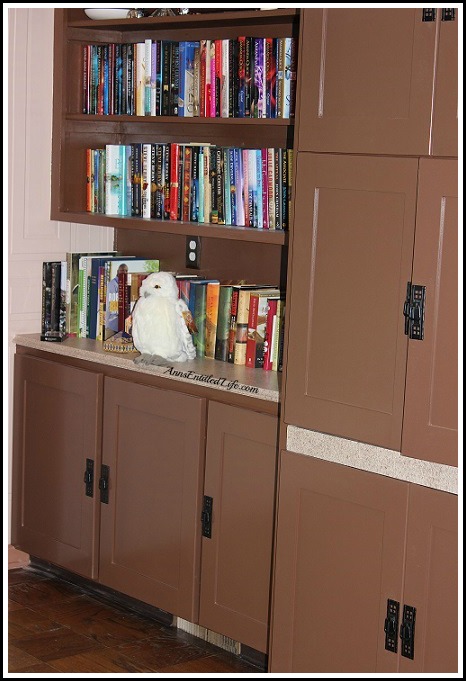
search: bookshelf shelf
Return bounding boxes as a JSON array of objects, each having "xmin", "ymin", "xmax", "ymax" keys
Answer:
[{"xmin": 52, "ymin": 210, "xmax": 288, "ymax": 244}]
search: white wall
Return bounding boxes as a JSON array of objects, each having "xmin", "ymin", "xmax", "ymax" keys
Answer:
[{"xmin": 7, "ymin": 8, "xmax": 114, "ymax": 542}]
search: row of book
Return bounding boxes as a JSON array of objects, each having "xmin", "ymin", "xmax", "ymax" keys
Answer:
[
  {"xmin": 180, "ymin": 278, "xmax": 285, "ymax": 371},
  {"xmin": 82, "ymin": 36, "xmax": 297, "ymax": 119},
  {"xmin": 41, "ymin": 252, "xmax": 285, "ymax": 372},
  {"xmin": 41, "ymin": 252, "xmax": 160, "ymax": 343},
  {"xmin": 88, "ymin": 143, "xmax": 292, "ymax": 230}
]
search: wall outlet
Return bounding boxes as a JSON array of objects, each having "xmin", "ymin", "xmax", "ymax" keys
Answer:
[{"xmin": 186, "ymin": 236, "xmax": 201, "ymax": 269}]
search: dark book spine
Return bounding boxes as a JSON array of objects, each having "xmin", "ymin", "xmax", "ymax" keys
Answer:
[
  {"xmin": 51, "ymin": 261, "xmax": 62, "ymax": 334},
  {"xmin": 114, "ymin": 43, "xmax": 122, "ymax": 114},
  {"xmin": 288, "ymin": 37, "xmax": 297, "ymax": 118},
  {"xmin": 281, "ymin": 147, "xmax": 288, "ymax": 230},
  {"xmin": 228, "ymin": 39, "xmax": 235, "ymax": 118},
  {"xmin": 177, "ymin": 143, "xmax": 183, "ymax": 220},
  {"xmin": 41, "ymin": 262, "xmax": 53, "ymax": 339},
  {"xmin": 121, "ymin": 44, "xmax": 127, "ymax": 114},
  {"xmin": 131, "ymin": 143, "xmax": 142, "ymax": 216},
  {"xmin": 126, "ymin": 43, "xmax": 134, "ymax": 115},
  {"xmin": 96, "ymin": 44, "xmax": 103, "ymax": 115},
  {"xmin": 244, "ymin": 37, "xmax": 252, "ymax": 118},
  {"xmin": 170, "ymin": 41, "xmax": 180, "ymax": 115},
  {"xmin": 155, "ymin": 40, "xmax": 163, "ymax": 116},
  {"xmin": 150, "ymin": 143, "xmax": 157, "ymax": 218},
  {"xmin": 228, "ymin": 147, "xmax": 236, "ymax": 225},
  {"xmin": 161, "ymin": 41, "xmax": 171, "ymax": 116},
  {"xmin": 237, "ymin": 36, "xmax": 246, "ymax": 118},
  {"xmin": 227, "ymin": 287, "xmax": 239, "ymax": 363},
  {"xmin": 275, "ymin": 148, "xmax": 282, "ymax": 229},
  {"xmin": 265, "ymin": 37, "xmax": 275, "ymax": 119},
  {"xmin": 190, "ymin": 145, "xmax": 199, "ymax": 222},
  {"xmin": 182, "ymin": 146, "xmax": 192, "ymax": 222},
  {"xmin": 82, "ymin": 44, "xmax": 89, "ymax": 113},
  {"xmin": 102, "ymin": 43, "xmax": 110, "ymax": 115}
]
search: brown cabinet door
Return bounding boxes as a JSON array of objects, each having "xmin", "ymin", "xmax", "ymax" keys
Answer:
[
  {"xmin": 199, "ymin": 402, "xmax": 278, "ymax": 653},
  {"xmin": 400, "ymin": 485, "xmax": 458, "ymax": 673},
  {"xmin": 270, "ymin": 452, "xmax": 408, "ymax": 673},
  {"xmin": 431, "ymin": 13, "xmax": 458, "ymax": 157},
  {"xmin": 11, "ymin": 355, "xmax": 102, "ymax": 579},
  {"xmin": 296, "ymin": 8, "xmax": 437, "ymax": 155},
  {"xmin": 284, "ymin": 153, "xmax": 418, "ymax": 450},
  {"xmin": 99, "ymin": 377, "xmax": 206, "ymax": 622},
  {"xmin": 402, "ymin": 160, "xmax": 458, "ymax": 465}
]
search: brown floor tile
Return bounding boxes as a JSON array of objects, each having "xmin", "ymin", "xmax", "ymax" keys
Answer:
[
  {"xmin": 9, "ymin": 628, "xmax": 101, "ymax": 662},
  {"xmin": 8, "ymin": 607, "xmax": 65, "ymax": 640},
  {"xmin": 11, "ymin": 662, "xmax": 61, "ymax": 673},
  {"xmin": 114, "ymin": 635, "xmax": 210, "ymax": 672},
  {"xmin": 8, "ymin": 568, "xmax": 49, "ymax": 585},
  {"xmin": 8, "ymin": 643, "xmax": 43, "ymax": 672},
  {"xmin": 49, "ymin": 645, "xmax": 155, "ymax": 674},
  {"xmin": 157, "ymin": 650, "xmax": 264, "ymax": 674},
  {"xmin": 8, "ymin": 577, "xmax": 83, "ymax": 607}
]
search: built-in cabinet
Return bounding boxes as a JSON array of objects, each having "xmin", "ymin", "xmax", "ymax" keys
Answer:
[
  {"xmin": 99, "ymin": 377, "xmax": 206, "ymax": 622},
  {"xmin": 270, "ymin": 452, "xmax": 458, "ymax": 673},
  {"xmin": 11, "ymin": 348, "xmax": 278, "ymax": 650},
  {"xmin": 11, "ymin": 355, "xmax": 102, "ymax": 580},
  {"xmin": 199, "ymin": 402, "xmax": 278, "ymax": 653},
  {"xmin": 296, "ymin": 8, "xmax": 458, "ymax": 156}
]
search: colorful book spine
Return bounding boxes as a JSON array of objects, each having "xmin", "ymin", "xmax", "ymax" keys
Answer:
[
  {"xmin": 205, "ymin": 40, "xmax": 212, "ymax": 118},
  {"xmin": 228, "ymin": 147, "xmax": 236, "ymax": 225},
  {"xmin": 150, "ymin": 40, "xmax": 157, "ymax": 116},
  {"xmin": 105, "ymin": 144, "xmax": 123, "ymax": 216},
  {"xmin": 144, "ymin": 38, "xmax": 152, "ymax": 115},
  {"xmin": 271, "ymin": 298, "xmax": 284, "ymax": 371},
  {"xmin": 205, "ymin": 281, "xmax": 220, "ymax": 359},
  {"xmin": 190, "ymin": 145, "xmax": 200, "ymax": 222},
  {"xmin": 215, "ymin": 147, "xmax": 225, "ymax": 225},
  {"xmin": 237, "ymin": 36, "xmax": 246, "ymax": 118},
  {"xmin": 227, "ymin": 286, "xmax": 240, "ymax": 363},
  {"xmin": 221, "ymin": 39, "xmax": 229, "ymax": 118},
  {"xmin": 169, "ymin": 142, "xmax": 180, "ymax": 220},
  {"xmin": 234, "ymin": 288, "xmax": 253, "ymax": 365},
  {"xmin": 209, "ymin": 40, "xmax": 216, "ymax": 118},
  {"xmin": 142, "ymin": 143, "xmax": 152, "ymax": 218},
  {"xmin": 182, "ymin": 145, "xmax": 192, "ymax": 221},
  {"xmin": 283, "ymin": 37, "xmax": 293, "ymax": 118},
  {"xmin": 193, "ymin": 45, "xmax": 201, "ymax": 117},
  {"xmin": 170, "ymin": 41, "xmax": 180, "ymax": 115},
  {"xmin": 131, "ymin": 142, "xmax": 143, "ymax": 216},
  {"xmin": 263, "ymin": 297, "xmax": 278, "ymax": 370},
  {"xmin": 178, "ymin": 41, "xmax": 187, "ymax": 116},
  {"xmin": 223, "ymin": 148, "xmax": 231, "ymax": 226},
  {"xmin": 200, "ymin": 39, "xmax": 207, "ymax": 117},
  {"xmin": 215, "ymin": 284, "xmax": 233, "ymax": 362},
  {"xmin": 267, "ymin": 147, "xmax": 276, "ymax": 229},
  {"xmin": 276, "ymin": 38, "xmax": 285, "ymax": 118},
  {"xmin": 256, "ymin": 149, "xmax": 264, "ymax": 229},
  {"xmin": 254, "ymin": 38, "xmax": 265, "ymax": 118},
  {"xmin": 235, "ymin": 147, "xmax": 245, "ymax": 227}
]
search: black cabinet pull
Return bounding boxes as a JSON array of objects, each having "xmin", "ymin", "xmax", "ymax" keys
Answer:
[
  {"xmin": 400, "ymin": 604, "xmax": 416, "ymax": 659},
  {"xmin": 384, "ymin": 599, "xmax": 400, "ymax": 653},
  {"xmin": 83, "ymin": 458, "xmax": 94, "ymax": 497},
  {"xmin": 201, "ymin": 496, "xmax": 213, "ymax": 538},
  {"xmin": 99, "ymin": 464, "xmax": 110, "ymax": 504}
]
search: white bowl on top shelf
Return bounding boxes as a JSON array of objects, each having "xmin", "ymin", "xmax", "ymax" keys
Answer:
[{"xmin": 84, "ymin": 9, "xmax": 132, "ymax": 20}]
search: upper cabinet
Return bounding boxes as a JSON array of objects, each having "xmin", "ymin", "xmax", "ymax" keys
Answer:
[
  {"xmin": 295, "ymin": 8, "xmax": 458, "ymax": 157},
  {"xmin": 283, "ymin": 154, "xmax": 458, "ymax": 464},
  {"xmin": 401, "ymin": 159, "xmax": 458, "ymax": 466}
]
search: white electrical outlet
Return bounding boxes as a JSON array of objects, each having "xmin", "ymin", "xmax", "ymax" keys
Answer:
[{"xmin": 186, "ymin": 236, "xmax": 201, "ymax": 269}]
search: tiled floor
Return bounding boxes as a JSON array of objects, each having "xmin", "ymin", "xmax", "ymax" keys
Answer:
[{"xmin": 8, "ymin": 567, "xmax": 265, "ymax": 674}]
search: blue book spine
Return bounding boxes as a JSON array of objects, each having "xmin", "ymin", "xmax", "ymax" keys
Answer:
[
  {"xmin": 155, "ymin": 40, "xmax": 163, "ymax": 116},
  {"xmin": 103, "ymin": 44, "xmax": 109, "ymax": 115},
  {"xmin": 223, "ymin": 148, "xmax": 231, "ymax": 225},
  {"xmin": 178, "ymin": 42, "xmax": 186, "ymax": 116}
]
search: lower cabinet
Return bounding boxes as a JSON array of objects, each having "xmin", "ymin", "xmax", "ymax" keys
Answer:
[
  {"xmin": 11, "ymin": 354, "xmax": 103, "ymax": 580},
  {"xmin": 269, "ymin": 452, "xmax": 458, "ymax": 673},
  {"xmin": 199, "ymin": 402, "xmax": 279, "ymax": 653},
  {"xmin": 99, "ymin": 377, "xmax": 206, "ymax": 622},
  {"xmin": 11, "ymin": 351, "xmax": 278, "ymax": 650}
]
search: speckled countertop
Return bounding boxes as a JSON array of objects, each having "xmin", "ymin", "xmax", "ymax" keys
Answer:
[{"xmin": 13, "ymin": 334, "xmax": 281, "ymax": 403}]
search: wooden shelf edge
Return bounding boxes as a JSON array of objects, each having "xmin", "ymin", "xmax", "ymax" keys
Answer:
[
  {"xmin": 68, "ymin": 8, "xmax": 300, "ymax": 30},
  {"xmin": 66, "ymin": 114, "xmax": 295, "ymax": 126},
  {"xmin": 51, "ymin": 211, "xmax": 288, "ymax": 245}
]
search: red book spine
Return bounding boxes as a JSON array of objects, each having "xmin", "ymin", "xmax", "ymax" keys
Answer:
[
  {"xmin": 215, "ymin": 39, "xmax": 222, "ymax": 118},
  {"xmin": 209, "ymin": 41, "xmax": 216, "ymax": 118},
  {"xmin": 169, "ymin": 142, "xmax": 180, "ymax": 220},
  {"xmin": 263, "ymin": 297, "xmax": 278, "ymax": 370},
  {"xmin": 261, "ymin": 148, "xmax": 269, "ymax": 229},
  {"xmin": 200, "ymin": 40, "xmax": 207, "ymax": 117},
  {"xmin": 117, "ymin": 270, "xmax": 127, "ymax": 332},
  {"xmin": 245, "ymin": 293, "xmax": 259, "ymax": 368},
  {"xmin": 227, "ymin": 287, "xmax": 240, "ymax": 363}
]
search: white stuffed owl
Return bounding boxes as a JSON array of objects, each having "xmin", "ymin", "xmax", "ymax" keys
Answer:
[{"xmin": 132, "ymin": 271, "xmax": 196, "ymax": 365}]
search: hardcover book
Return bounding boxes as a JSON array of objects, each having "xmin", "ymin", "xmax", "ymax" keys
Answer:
[
  {"xmin": 205, "ymin": 280, "xmax": 220, "ymax": 358},
  {"xmin": 245, "ymin": 288, "xmax": 281, "ymax": 368}
]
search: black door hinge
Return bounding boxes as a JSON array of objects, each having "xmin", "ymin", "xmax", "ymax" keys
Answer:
[
  {"xmin": 403, "ymin": 282, "xmax": 426, "ymax": 340},
  {"xmin": 384, "ymin": 599, "xmax": 400, "ymax": 653},
  {"xmin": 99, "ymin": 464, "xmax": 110, "ymax": 504},
  {"xmin": 83, "ymin": 458, "xmax": 94, "ymax": 497},
  {"xmin": 201, "ymin": 495, "xmax": 213, "ymax": 538},
  {"xmin": 422, "ymin": 8, "xmax": 436, "ymax": 22},
  {"xmin": 441, "ymin": 8, "xmax": 455, "ymax": 21},
  {"xmin": 400, "ymin": 604, "xmax": 416, "ymax": 660}
]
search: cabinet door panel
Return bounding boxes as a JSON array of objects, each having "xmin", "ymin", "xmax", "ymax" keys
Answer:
[
  {"xmin": 99, "ymin": 377, "xmax": 206, "ymax": 622},
  {"xmin": 199, "ymin": 403, "xmax": 278, "ymax": 653},
  {"xmin": 284, "ymin": 153, "xmax": 418, "ymax": 450},
  {"xmin": 296, "ymin": 9, "xmax": 436, "ymax": 155},
  {"xmin": 431, "ymin": 16, "xmax": 458, "ymax": 157},
  {"xmin": 402, "ymin": 160, "xmax": 458, "ymax": 465},
  {"xmin": 11, "ymin": 355, "xmax": 102, "ymax": 579},
  {"xmin": 400, "ymin": 485, "xmax": 458, "ymax": 673},
  {"xmin": 270, "ymin": 452, "xmax": 408, "ymax": 673}
]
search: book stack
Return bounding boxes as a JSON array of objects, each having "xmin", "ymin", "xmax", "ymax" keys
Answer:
[
  {"xmin": 40, "ymin": 261, "xmax": 67, "ymax": 342},
  {"xmin": 82, "ymin": 36, "xmax": 297, "ymax": 119},
  {"xmin": 177, "ymin": 277, "xmax": 285, "ymax": 372},
  {"xmin": 87, "ymin": 143, "xmax": 293, "ymax": 229}
]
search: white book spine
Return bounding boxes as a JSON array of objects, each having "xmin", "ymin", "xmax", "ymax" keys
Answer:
[{"xmin": 142, "ymin": 143, "xmax": 152, "ymax": 218}]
